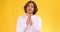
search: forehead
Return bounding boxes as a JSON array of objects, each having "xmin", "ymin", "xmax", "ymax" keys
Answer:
[{"xmin": 28, "ymin": 2, "xmax": 34, "ymax": 6}]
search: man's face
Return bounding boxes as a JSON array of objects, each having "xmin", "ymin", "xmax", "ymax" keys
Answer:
[{"xmin": 26, "ymin": 3, "xmax": 34, "ymax": 14}]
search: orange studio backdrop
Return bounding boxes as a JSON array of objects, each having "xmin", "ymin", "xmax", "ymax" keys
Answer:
[{"xmin": 0, "ymin": 0, "xmax": 60, "ymax": 32}]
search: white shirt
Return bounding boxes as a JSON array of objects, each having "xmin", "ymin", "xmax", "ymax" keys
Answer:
[{"xmin": 16, "ymin": 14, "xmax": 42, "ymax": 32}]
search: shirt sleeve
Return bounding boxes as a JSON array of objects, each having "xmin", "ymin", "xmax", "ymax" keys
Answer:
[
  {"xmin": 16, "ymin": 16, "xmax": 23, "ymax": 32},
  {"xmin": 33, "ymin": 16, "xmax": 42, "ymax": 32},
  {"xmin": 37, "ymin": 16, "xmax": 42, "ymax": 32}
]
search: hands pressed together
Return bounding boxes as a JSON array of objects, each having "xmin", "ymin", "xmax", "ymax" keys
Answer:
[{"xmin": 26, "ymin": 15, "xmax": 33, "ymax": 26}]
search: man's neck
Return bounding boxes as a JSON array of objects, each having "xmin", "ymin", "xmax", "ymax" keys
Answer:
[{"xmin": 26, "ymin": 13, "xmax": 33, "ymax": 16}]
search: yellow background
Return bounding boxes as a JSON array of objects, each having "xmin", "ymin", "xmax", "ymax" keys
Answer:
[{"xmin": 0, "ymin": 0, "xmax": 60, "ymax": 32}]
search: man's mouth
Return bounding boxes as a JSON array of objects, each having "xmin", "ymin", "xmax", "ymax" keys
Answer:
[{"xmin": 28, "ymin": 9, "xmax": 32, "ymax": 11}]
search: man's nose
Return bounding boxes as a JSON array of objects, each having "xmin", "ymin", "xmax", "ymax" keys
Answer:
[{"xmin": 29, "ymin": 6, "xmax": 31, "ymax": 8}]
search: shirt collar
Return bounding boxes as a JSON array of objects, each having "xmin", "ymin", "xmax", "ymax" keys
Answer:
[{"xmin": 24, "ymin": 13, "xmax": 35, "ymax": 18}]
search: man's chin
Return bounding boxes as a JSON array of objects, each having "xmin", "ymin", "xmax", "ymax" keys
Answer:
[{"xmin": 27, "ymin": 12, "xmax": 32, "ymax": 14}]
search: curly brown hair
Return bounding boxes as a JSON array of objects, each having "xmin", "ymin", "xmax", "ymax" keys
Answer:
[{"xmin": 24, "ymin": 1, "xmax": 38, "ymax": 15}]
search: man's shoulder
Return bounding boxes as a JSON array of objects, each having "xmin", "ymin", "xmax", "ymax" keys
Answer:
[
  {"xmin": 34, "ymin": 15, "xmax": 41, "ymax": 19},
  {"xmin": 18, "ymin": 15, "xmax": 25, "ymax": 19}
]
